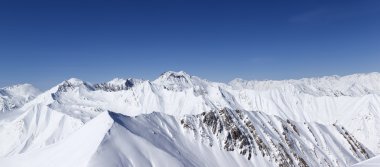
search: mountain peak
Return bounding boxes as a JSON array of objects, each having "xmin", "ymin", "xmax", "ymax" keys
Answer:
[
  {"xmin": 2, "ymin": 83, "xmax": 34, "ymax": 90},
  {"xmin": 107, "ymin": 78, "xmax": 127, "ymax": 85},
  {"xmin": 1, "ymin": 83, "xmax": 40, "ymax": 95},
  {"xmin": 158, "ymin": 71, "xmax": 191, "ymax": 80},
  {"xmin": 94, "ymin": 78, "xmax": 143, "ymax": 91},
  {"xmin": 54, "ymin": 78, "xmax": 94, "ymax": 93},
  {"xmin": 152, "ymin": 71, "xmax": 197, "ymax": 91},
  {"xmin": 63, "ymin": 78, "xmax": 85, "ymax": 85},
  {"xmin": 0, "ymin": 84, "xmax": 41, "ymax": 112},
  {"xmin": 153, "ymin": 71, "xmax": 193, "ymax": 87}
]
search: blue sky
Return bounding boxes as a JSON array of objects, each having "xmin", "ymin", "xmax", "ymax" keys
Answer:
[{"xmin": 1, "ymin": 0, "xmax": 380, "ymax": 89}]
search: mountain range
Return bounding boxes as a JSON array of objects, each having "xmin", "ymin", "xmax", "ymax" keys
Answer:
[{"xmin": 1, "ymin": 71, "xmax": 379, "ymax": 167}]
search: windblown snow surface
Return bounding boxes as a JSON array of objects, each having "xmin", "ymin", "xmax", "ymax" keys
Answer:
[
  {"xmin": 352, "ymin": 155, "xmax": 380, "ymax": 166},
  {"xmin": 0, "ymin": 71, "xmax": 379, "ymax": 167}
]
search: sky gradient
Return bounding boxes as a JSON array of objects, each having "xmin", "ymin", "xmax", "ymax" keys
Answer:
[{"xmin": 1, "ymin": 0, "xmax": 380, "ymax": 89}]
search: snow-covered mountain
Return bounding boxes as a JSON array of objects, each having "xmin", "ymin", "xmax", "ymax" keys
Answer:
[
  {"xmin": 0, "ymin": 109, "xmax": 372, "ymax": 167},
  {"xmin": 0, "ymin": 71, "xmax": 379, "ymax": 167},
  {"xmin": 0, "ymin": 84, "xmax": 41, "ymax": 112}
]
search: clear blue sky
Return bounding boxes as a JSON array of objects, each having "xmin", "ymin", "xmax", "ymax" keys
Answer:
[{"xmin": 1, "ymin": 0, "xmax": 380, "ymax": 89}]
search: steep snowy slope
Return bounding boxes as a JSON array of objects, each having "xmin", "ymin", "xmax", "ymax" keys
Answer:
[
  {"xmin": 0, "ymin": 109, "xmax": 371, "ymax": 167},
  {"xmin": 88, "ymin": 111, "xmax": 258, "ymax": 167},
  {"xmin": 180, "ymin": 108, "xmax": 372, "ymax": 166},
  {"xmin": 0, "ymin": 98, "xmax": 85, "ymax": 157},
  {"xmin": 0, "ymin": 111, "xmax": 113, "ymax": 167},
  {"xmin": 225, "ymin": 84, "xmax": 380, "ymax": 154},
  {"xmin": 226, "ymin": 73, "xmax": 380, "ymax": 154},
  {"xmin": 0, "ymin": 111, "xmax": 263, "ymax": 167},
  {"xmin": 0, "ymin": 84, "xmax": 40, "ymax": 112}
]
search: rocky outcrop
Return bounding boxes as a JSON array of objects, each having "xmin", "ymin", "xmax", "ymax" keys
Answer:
[{"xmin": 181, "ymin": 108, "xmax": 373, "ymax": 167}]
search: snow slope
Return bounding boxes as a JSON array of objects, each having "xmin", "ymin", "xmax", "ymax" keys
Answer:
[
  {"xmin": 0, "ymin": 110, "xmax": 371, "ymax": 167},
  {"xmin": 0, "ymin": 111, "xmax": 112, "ymax": 167},
  {"xmin": 352, "ymin": 155, "xmax": 380, "ymax": 166},
  {"xmin": 0, "ymin": 111, "xmax": 261, "ymax": 167},
  {"xmin": 88, "ymin": 111, "xmax": 259, "ymax": 167}
]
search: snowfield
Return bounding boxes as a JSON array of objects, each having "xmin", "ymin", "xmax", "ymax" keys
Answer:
[
  {"xmin": 352, "ymin": 155, "xmax": 380, "ymax": 166},
  {"xmin": 0, "ymin": 71, "xmax": 379, "ymax": 167}
]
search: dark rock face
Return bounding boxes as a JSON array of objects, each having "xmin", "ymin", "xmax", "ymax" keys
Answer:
[
  {"xmin": 52, "ymin": 80, "xmax": 94, "ymax": 100},
  {"xmin": 94, "ymin": 79, "xmax": 136, "ymax": 92},
  {"xmin": 333, "ymin": 124, "xmax": 371, "ymax": 160},
  {"xmin": 180, "ymin": 108, "xmax": 373, "ymax": 167}
]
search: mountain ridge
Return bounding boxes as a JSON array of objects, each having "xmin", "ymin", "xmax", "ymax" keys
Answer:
[{"xmin": 0, "ymin": 109, "xmax": 372, "ymax": 167}]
